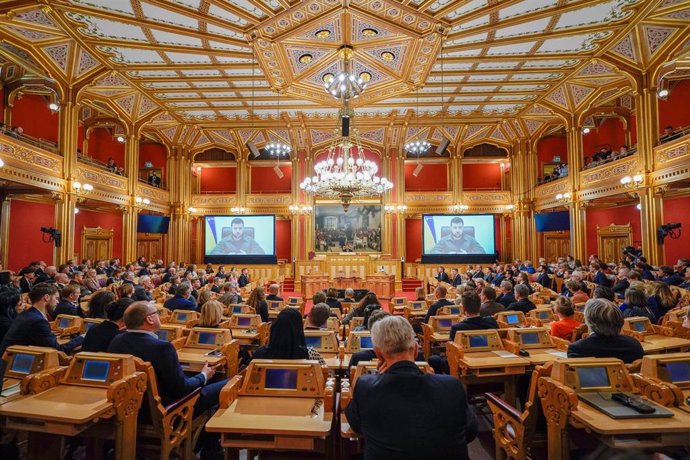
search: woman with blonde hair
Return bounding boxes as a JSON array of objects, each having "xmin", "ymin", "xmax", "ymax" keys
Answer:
[
  {"xmin": 648, "ymin": 281, "xmax": 677, "ymax": 318},
  {"xmin": 246, "ymin": 286, "xmax": 268, "ymax": 322},
  {"xmin": 199, "ymin": 300, "xmax": 224, "ymax": 328},
  {"xmin": 197, "ymin": 289, "xmax": 213, "ymax": 309}
]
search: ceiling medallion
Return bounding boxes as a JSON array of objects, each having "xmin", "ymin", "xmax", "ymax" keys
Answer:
[
  {"xmin": 362, "ymin": 28, "xmax": 378, "ymax": 37},
  {"xmin": 299, "ymin": 53, "xmax": 313, "ymax": 64},
  {"xmin": 359, "ymin": 71, "xmax": 372, "ymax": 83},
  {"xmin": 315, "ymin": 29, "xmax": 331, "ymax": 38},
  {"xmin": 380, "ymin": 51, "xmax": 395, "ymax": 62}
]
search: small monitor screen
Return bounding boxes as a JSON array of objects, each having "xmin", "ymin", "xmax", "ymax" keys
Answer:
[
  {"xmin": 395, "ymin": 298, "xmax": 404, "ymax": 304},
  {"xmin": 633, "ymin": 321, "xmax": 646, "ymax": 332},
  {"xmin": 82, "ymin": 360, "xmax": 111, "ymax": 382},
  {"xmin": 506, "ymin": 314, "xmax": 520, "ymax": 324},
  {"xmin": 197, "ymin": 332, "xmax": 216, "ymax": 345},
  {"xmin": 10, "ymin": 353, "xmax": 35, "ymax": 374},
  {"xmin": 469, "ymin": 335, "xmax": 489, "ymax": 348},
  {"xmin": 265, "ymin": 368, "xmax": 298, "ymax": 390},
  {"xmin": 157, "ymin": 329, "xmax": 169, "ymax": 341},
  {"xmin": 438, "ymin": 319, "xmax": 452, "ymax": 328},
  {"xmin": 448, "ymin": 307, "xmax": 461, "ymax": 315},
  {"xmin": 237, "ymin": 316, "xmax": 251, "ymax": 327},
  {"xmin": 538, "ymin": 311, "xmax": 550, "ymax": 320},
  {"xmin": 576, "ymin": 367, "xmax": 610, "ymax": 389},
  {"xmin": 177, "ymin": 313, "xmax": 188, "ymax": 321},
  {"xmin": 413, "ymin": 302, "xmax": 423, "ymax": 310},
  {"xmin": 288, "ymin": 299, "xmax": 298, "ymax": 305},
  {"xmin": 305, "ymin": 336, "xmax": 322, "ymax": 348},
  {"xmin": 666, "ymin": 362, "xmax": 690, "ymax": 383},
  {"xmin": 359, "ymin": 336, "xmax": 374, "ymax": 349},
  {"xmin": 521, "ymin": 332, "xmax": 541, "ymax": 345},
  {"xmin": 232, "ymin": 306, "xmax": 243, "ymax": 314},
  {"xmin": 58, "ymin": 318, "xmax": 70, "ymax": 328}
]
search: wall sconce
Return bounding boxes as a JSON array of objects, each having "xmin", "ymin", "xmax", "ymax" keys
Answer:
[
  {"xmin": 0, "ymin": 157, "xmax": 4, "ymax": 168},
  {"xmin": 582, "ymin": 127, "xmax": 591, "ymax": 135},
  {"xmin": 636, "ymin": 203, "xmax": 641, "ymax": 210},
  {"xmin": 289, "ymin": 204, "xmax": 313, "ymax": 214},
  {"xmin": 657, "ymin": 88, "xmax": 669, "ymax": 99},
  {"xmin": 555, "ymin": 192, "xmax": 571, "ymax": 202},
  {"xmin": 135, "ymin": 196, "xmax": 151, "ymax": 206},
  {"xmin": 116, "ymin": 135, "xmax": 125, "ymax": 143},
  {"xmin": 384, "ymin": 204, "xmax": 408, "ymax": 214},
  {"xmin": 187, "ymin": 206, "xmax": 198, "ymax": 213},
  {"xmin": 231, "ymin": 206, "xmax": 247, "ymax": 214},
  {"xmin": 48, "ymin": 102, "xmax": 59, "ymax": 111},
  {"xmin": 620, "ymin": 174, "xmax": 643, "ymax": 188},
  {"xmin": 74, "ymin": 208, "xmax": 79, "ymax": 214},
  {"xmin": 450, "ymin": 204, "xmax": 469, "ymax": 213},
  {"xmin": 73, "ymin": 181, "xmax": 94, "ymax": 195},
  {"xmin": 505, "ymin": 204, "xmax": 515, "ymax": 211}
]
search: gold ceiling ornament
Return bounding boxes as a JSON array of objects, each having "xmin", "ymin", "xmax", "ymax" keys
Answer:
[
  {"xmin": 380, "ymin": 51, "xmax": 395, "ymax": 62},
  {"xmin": 315, "ymin": 29, "xmax": 331, "ymax": 39},
  {"xmin": 324, "ymin": 45, "xmax": 367, "ymax": 101},
  {"xmin": 299, "ymin": 54, "xmax": 313, "ymax": 64},
  {"xmin": 362, "ymin": 28, "xmax": 378, "ymax": 37}
]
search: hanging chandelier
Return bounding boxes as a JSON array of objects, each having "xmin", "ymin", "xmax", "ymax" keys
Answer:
[
  {"xmin": 300, "ymin": 114, "xmax": 392, "ymax": 211},
  {"xmin": 405, "ymin": 139, "xmax": 430, "ymax": 154},
  {"xmin": 266, "ymin": 87, "xmax": 291, "ymax": 157},
  {"xmin": 324, "ymin": 45, "xmax": 367, "ymax": 101}
]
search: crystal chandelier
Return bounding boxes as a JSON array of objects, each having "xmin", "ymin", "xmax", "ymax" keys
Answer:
[
  {"xmin": 405, "ymin": 139, "xmax": 430, "ymax": 154},
  {"xmin": 266, "ymin": 86, "xmax": 291, "ymax": 157},
  {"xmin": 300, "ymin": 114, "xmax": 392, "ymax": 211},
  {"xmin": 324, "ymin": 45, "xmax": 366, "ymax": 101}
]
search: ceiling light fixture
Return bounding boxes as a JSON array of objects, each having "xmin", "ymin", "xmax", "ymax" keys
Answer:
[
  {"xmin": 324, "ymin": 45, "xmax": 366, "ymax": 101},
  {"xmin": 48, "ymin": 102, "xmax": 59, "ymax": 111},
  {"xmin": 266, "ymin": 87, "xmax": 291, "ymax": 158},
  {"xmin": 405, "ymin": 85, "xmax": 430, "ymax": 155}
]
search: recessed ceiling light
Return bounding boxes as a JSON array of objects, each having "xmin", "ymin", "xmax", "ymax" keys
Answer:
[
  {"xmin": 362, "ymin": 28, "xmax": 378, "ymax": 37},
  {"xmin": 322, "ymin": 73, "xmax": 335, "ymax": 84},
  {"xmin": 315, "ymin": 29, "xmax": 331, "ymax": 38},
  {"xmin": 359, "ymin": 72, "xmax": 372, "ymax": 83},
  {"xmin": 299, "ymin": 54, "xmax": 313, "ymax": 64},
  {"xmin": 381, "ymin": 51, "xmax": 395, "ymax": 62}
]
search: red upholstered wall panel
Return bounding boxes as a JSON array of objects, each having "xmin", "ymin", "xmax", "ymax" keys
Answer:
[
  {"xmin": 139, "ymin": 143, "xmax": 167, "ymax": 183},
  {"xmin": 7, "ymin": 200, "xmax": 55, "ymax": 270},
  {"xmin": 405, "ymin": 218, "xmax": 422, "ymax": 263},
  {"xmin": 586, "ymin": 205, "xmax": 641, "ymax": 257},
  {"xmin": 662, "ymin": 196, "xmax": 690, "ymax": 264},
  {"xmin": 74, "ymin": 209, "xmax": 123, "ymax": 261},
  {"xmin": 462, "ymin": 163, "xmax": 502, "ymax": 190},
  {"xmin": 250, "ymin": 165, "xmax": 292, "ymax": 193},
  {"xmin": 199, "ymin": 167, "xmax": 236, "ymax": 193},
  {"xmin": 12, "ymin": 94, "xmax": 59, "ymax": 143},
  {"xmin": 404, "ymin": 163, "xmax": 448, "ymax": 191},
  {"xmin": 276, "ymin": 219, "xmax": 291, "ymax": 261},
  {"xmin": 88, "ymin": 127, "xmax": 125, "ymax": 169},
  {"xmin": 659, "ymin": 79, "xmax": 690, "ymax": 133},
  {"xmin": 536, "ymin": 135, "xmax": 568, "ymax": 174}
]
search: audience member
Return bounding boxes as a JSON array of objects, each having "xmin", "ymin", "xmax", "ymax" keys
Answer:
[
  {"xmin": 423, "ymin": 285, "xmax": 454, "ymax": 323},
  {"xmin": 198, "ymin": 300, "xmax": 224, "ymax": 328},
  {"xmin": 82, "ymin": 298, "xmax": 133, "ymax": 352},
  {"xmin": 0, "ymin": 291, "xmax": 21, "ymax": 344},
  {"xmin": 549, "ymin": 296, "xmax": 580, "ymax": 340},
  {"xmin": 305, "ymin": 302, "xmax": 330, "ymax": 329},
  {"xmin": 479, "ymin": 287, "xmax": 504, "ymax": 317},
  {"xmin": 246, "ymin": 286, "xmax": 269, "ymax": 322},
  {"xmin": 506, "ymin": 284, "xmax": 536, "ymax": 314},
  {"xmin": 252, "ymin": 308, "xmax": 323, "ymax": 363},
  {"xmin": 164, "ymin": 283, "xmax": 197, "ymax": 311},
  {"xmin": 53, "ymin": 284, "xmax": 82, "ymax": 318}
]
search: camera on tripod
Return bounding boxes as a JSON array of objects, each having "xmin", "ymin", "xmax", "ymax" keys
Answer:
[
  {"xmin": 40, "ymin": 226, "xmax": 62, "ymax": 247},
  {"xmin": 657, "ymin": 222, "xmax": 682, "ymax": 245}
]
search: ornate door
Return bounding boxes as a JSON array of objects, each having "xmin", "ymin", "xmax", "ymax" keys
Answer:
[
  {"xmin": 136, "ymin": 233, "xmax": 163, "ymax": 262},
  {"xmin": 81, "ymin": 227, "xmax": 114, "ymax": 261},
  {"xmin": 597, "ymin": 224, "xmax": 632, "ymax": 263},
  {"xmin": 543, "ymin": 231, "xmax": 571, "ymax": 261}
]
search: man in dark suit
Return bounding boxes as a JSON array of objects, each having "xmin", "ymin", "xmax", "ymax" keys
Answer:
[
  {"xmin": 266, "ymin": 283, "xmax": 284, "ymax": 302},
  {"xmin": 435, "ymin": 266, "xmax": 450, "ymax": 283},
  {"xmin": 345, "ymin": 316, "xmax": 477, "ymax": 459},
  {"xmin": 164, "ymin": 284, "xmax": 197, "ymax": 311},
  {"xmin": 479, "ymin": 287, "xmax": 504, "ymax": 317},
  {"xmin": 53, "ymin": 284, "xmax": 82, "ymax": 318},
  {"xmin": 423, "ymin": 285, "xmax": 454, "ymax": 323},
  {"xmin": 0, "ymin": 283, "xmax": 83, "ymax": 356},
  {"xmin": 658, "ymin": 266, "xmax": 684, "ymax": 286},
  {"xmin": 592, "ymin": 263, "xmax": 611, "ymax": 287},
  {"xmin": 428, "ymin": 291, "xmax": 499, "ymax": 374},
  {"xmin": 611, "ymin": 269, "xmax": 630, "ymax": 298},
  {"xmin": 82, "ymin": 298, "xmax": 132, "ymax": 352},
  {"xmin": 496, "ymin": 280, "xmax": 516, "ymax": 308},
  {"xmin": 133, "ymin": 276, "xmax": 153, "ymax": 302},
  {"xmin": 237, "ymin": 268, "xmax": 250, "ymax": 288},
  {"xmin": 108, "ymin": 301, "xmax": 227, "ymax": 457},
  {"xmin": 567, "ymin": 299, "xmax": 643, "ymax": 364},
  {"xmin": 507, "ymin": 284, "xmax": 536, "ymax": 314},
  {"xmin": 218, "ymin": 282, "xmax": 241, "ymax": 306},
  {"xmin": 449, "ymin": 268, "xmax": 462, "ymax": 288},
  {"xmin": 18, "ymin": 268, "xmax": 35, "ymax": 294}
]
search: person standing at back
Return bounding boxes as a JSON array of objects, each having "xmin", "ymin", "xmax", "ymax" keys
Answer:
[{"xmin": 345, "ymin": 316, "xmax": 477, "ymax": 459}]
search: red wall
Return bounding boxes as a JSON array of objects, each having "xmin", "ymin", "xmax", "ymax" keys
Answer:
[
  {"xmin": 11, "ymin": 94, "xmax": 59, "ymax": 143},
  {"xmin": 139, "ymin": 142, "xmax": 167, "ymax": 185},
  {"xmin": 405, "ymin": 218, "xmax": 422, "ymax": 263},
  {"xmin": 462, "ymin": 163, "xmax": 502, "ymax": 190},
  {"xmin": 276, "ymin": 219, "xmax": 291, "ymax": 261},
  {"xmin": 662, "ymin": 196, "xmax": 690, "ymax": 264},
  {"xmin": 7, "ymin": 200, "xmax": 55, "ymax": 270},
  {"xmin": 583, "ymin": 117, "xmax": 627, "ymax": 159},
  {"xmin": 629, "ymin": 114, "xmax": 637, "ymax": 147},
  {"xmin": 404, "ymin": 163, "xmax": 448, "ymax": 191},
  {"xmin": 586, "ymin": 205, "xmax": 641, "ymax": 257},
  {"xmin": 536, "ymin": 135, "xmax": 568, "ymax": 175},
  {"xmin": 250, "ymin": 165, "xmax": 292, "ymax": 193},
  {"xmin": 200, "ymin": 167, "xmax": 236, "ymax": 193},
  {"xmin": 659, "ymin": 79, "xmax": 690, "ymax": 135},
  {"xmin": 88, "ymin": 127, "xmax": 125, "ymax": 169},
  {"xmin": 74, "ymin": 209, "xmax": 123, "ymax": 261}
]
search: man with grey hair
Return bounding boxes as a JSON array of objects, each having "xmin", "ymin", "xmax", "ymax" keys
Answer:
[
  {"xmin": 266, "ymin": 283, "xmax": 283, "ymax": 302},
  {"xmin": 163, "ymin": 283, "xmax": 197, "ymax": 311},
  {"xmin": 345, "ymin": 316, "xmax": 476, "ymax": 459},
  {"xmin": 218, "ymin": 281, "xmax": 241, "ymax": 306},
  {"xmin": 496, "ymin": 280, "xmax": 515, "ymax": 308},
  {"xmin": 567, "ymin": 298, "xmax": 643, "ymax": 363},
  {"xmin": 133, "ymin": 275, "xmax": 153, "ymax": 301},
  {"xmin": 506, "ymin": 283, "xmax": 535, "ymax": 314}
]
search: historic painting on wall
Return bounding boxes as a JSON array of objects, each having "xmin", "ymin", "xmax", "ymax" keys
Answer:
[{"xmin": 314, "ymin": 205, "xmax": 382, "ymax": 253}]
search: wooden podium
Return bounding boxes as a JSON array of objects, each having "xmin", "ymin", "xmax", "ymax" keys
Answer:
[
  {"xmin": 365, "ymin": 274, "xmax": 395, "ymax": 300},
  {"xmin": 301, "ymin": 274, "xmax": 330, "ymax": 299},
  {"xmin": 333, "ymin": 276, "xmax": 362, "ymax": 290}
]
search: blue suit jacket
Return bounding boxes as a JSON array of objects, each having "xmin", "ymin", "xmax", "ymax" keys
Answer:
[
  {"xmin": 345, "ymin": 361, "xmax": 476, "ymax": 459},
  {"xmin": 108, "ymin": 331, "xmax": 205, "ymax": 404},
  {"xmin": 0, "ymin": 307, "xmax": 83, "ymax": 356},
  {"xmin": 164, "ymin": 295, "xmax": 197, "ymax": 311},
  {"xmin": 423, "ymin": 298, "xmax": 455, "ymax": 323}
]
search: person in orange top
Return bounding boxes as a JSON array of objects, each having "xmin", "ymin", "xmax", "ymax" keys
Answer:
[
  {"xmin": 550, "ymin": 296, "xmax": 581, "ymax": 341},
  {"xmin": 566, "ymin": 279, "xmax": 589, "ymax": 304}
]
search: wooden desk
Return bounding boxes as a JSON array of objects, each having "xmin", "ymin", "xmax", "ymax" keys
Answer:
[
  {"xmin": 333, "ymin": 276, "xmax": 362, "ymax": 290},
  {"xmin": 642, "ymin": 335, "xmax": 690, "ymax": 353},
  {"xmin": 365, "ymin": 274, "xmax": 395, "ymax": 300},
  {"xmin": 455, "ymin": 351, "xmax": 530, "ymax": 406},
  {"xmin": 230, "ymin": 328, "xmax": 261, "ymax": 345},
  {"xmin": 176, "ymin": 348, "xmax": 225, "ymax": 372},
  {"xmin": 301, "ymin": 275, "xmax": 330, "ymax": 299},
  {"xmin": 520, "ymin": 348, "xmax": 569, "ymax": 365}
]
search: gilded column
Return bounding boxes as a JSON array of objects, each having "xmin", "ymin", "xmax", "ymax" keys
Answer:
[
  {"xmin": 636, "ymin": 76, "xmax": 659, "ymax": 174},
  {"xmin": 122, "ymin": 132, "xmax": 140, "ymax": 263},
  {"xmin": 0, "ymin": 196, "xmax": 10, "ymax": 268},
  {"xmin": 166, "ymin": 147, "xmax": 192, "ymax": 263},
  {"xmin": 510, "ymin": 139, "xmax": 532, "ymax": 260},
  {"xmin": 54, "ymin": 192, "xmax": 77, "ymax": 263},
  {"xmin": 452, "ymin": 148, "xmax": 462, "ymax": 205},
  {"xmin": 382, "ymin": 147, "xmax": 393, "ymax": 255},
  {"xmin": 638, "ymin": 186, "xmax": 665, "ymax": 265},
  {"xmin": 566, "ymin": 124, "xmax": 586, "ymax": 260},
  {"xmin": 58, "ymin": 91, "xmax": 79, "ymax": 181},
  {"xmin": 568, "ymin": 201, "xmax": 587, "ymax": 262},
  {"xmin": 121, "ymin": 204, "xmax": 139, "ymax": 263}
]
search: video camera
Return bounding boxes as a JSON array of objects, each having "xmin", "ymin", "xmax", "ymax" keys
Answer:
[
  {"xmin": 622, "ymin": 246, "xmax": 643, "ymax": 261},
  {"xmin": 657, "ymin": 222, "xmax": 682, "ymax": 245},
  {"xmin": 40, "ymin": 226, "xmax": 61, "ymax": 247}
]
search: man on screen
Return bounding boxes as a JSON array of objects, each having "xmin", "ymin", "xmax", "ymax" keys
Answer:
[
  {"xmin": 210, "ymin": 218, "xmax": 265, "ymax": 255},
  {"xmin": 429, "ymin": 217, "xmax": 486, "ymax": 254}
]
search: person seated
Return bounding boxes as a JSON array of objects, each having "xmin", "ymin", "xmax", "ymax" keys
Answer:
[
  {"xmin": 246, "ymin": 286, "xmax": 269, "ymax": 323},
  {"xmin": 567, "ymin": 298, "xmax": 643, "ymax": 363},
  {"xmin": 265, "ymin": 283, "xmax": 284, "ymax": 302},
  {"xmin": 591, "ymin": 262, "xmax": 611, "ymax": 287},
  {"xmin": 341, "ymin": 288, "xmax": 356, "ymax": 305},
  {"xmin": 660, "ymin": 125, "xmax": 681, "ymax": 143},
  {"xmin": 657, "ymin": 265, "xmax": 684, "ymax": 286},
  {"xmin": 305, "ymin": 302, "xmax": 330, "ymax": 330},
  {"xmin": 414, "ymin": 286, "xmax": 426, "ymax": 301},
  {"xmin": 506, "ymin": 284, "xmax": 536, "ymax": 314},
  {"xmin": 565, "ymin": 279, "xmax": 589, "ymax": 304},
  {"xmin": 342, "ymin": 292, "xmax": 379, "ymax": 325},
  {"xmin": 325, "ymin": 287, "xmax": 342, "ymax": 313},
  {"xmin": 345, "ymin": 316, "xmax": 477, "ymax": 459},
  {"xmin": 133, "ymin": 275, "xmax": 154, "ymax": 302},
  {"xmin": 515, "ymin": 272, "xmax": 534, "ymax": 294},
  {"xmin": 423, "ymin": 285, "xmax": 454, "ymax": 323},
  {"xmin": 479, "ymin": 287, "xmax": 504, "ymax": 317},
  {"xmin": 18, "ymin": 267, "xmax": 36, "ymax": 294},
  {"xmin": 7, "ymin": 125, "xmax": 23, "ymax": 139},
  {"xmin": 620, "ymin": 288, "xmax": 657, "ymax": 323},
  {"xmin": 218, "ymin": 281, "xmax": 241, "ymax": 306},
  {"xmin": 647, "ymin": 281, "xmax": 677, "ymax": 318},
  {"xmin": 496, "ymin": 280, "xmax": 516, "ymax": 308},
  {"xmin": 164, "ymin": 283, "xmax": 197, "ymax": 311},
  {"xmin": 449, "ymin": 268, "xmax": 462, "ymax": 288},
  {"xmin": 82, "ymin": 298, "xmax": 133, "ymax": 352},
  {"xmin": 611, "ymin": 269, "xmax": 630, "ymax": 298},
  {"xmin": 355, "ymin": 303, "xmax": 384, "ymax": 332},
  {"xmin": 252, "ymin": 308, "xmax": 324, "ymax": 363},
  {"xmin": 549, "ymin": 297, "xmax": 581, "ymax": 341},
  {"xmin": 83, "ymin": 269, "xmax": 100, "ymax": 294},
  {"xmin": 348, "ymin": 311, "xmax": 396, "ymax": 369},
  {"xmin": 536, "ymin": 265, "xmax": 551, "ymax": 288},
  {"xmin": 53, "ymin": 284, "xmax": 83, "ymax": 318},
  {"xmin": 108, "ymin": 302, "xmax": 226, "ymax": 458},
  {"xmin": 435, "ymin": 266, "xmax": 450, "ymax": 283},
  {"xmin": 0, "ymin": 291, "xmax": 21, "ymax": 345},
  {"xmin": 198, "ymin": 300, "xmax": 224, "ymax": 328},
  {"xmin": 0, "ymin": 283, "xmax": 83, "ymax": 356}
]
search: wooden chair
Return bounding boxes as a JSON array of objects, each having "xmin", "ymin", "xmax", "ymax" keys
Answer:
[{"xmin": 486, "ymin": 363, "xmax": 553, "ymax": 460}]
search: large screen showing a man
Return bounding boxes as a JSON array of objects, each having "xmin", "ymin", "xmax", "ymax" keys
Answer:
[
  {"xmin": 204, "ymin": 215, "xmax": 275, "ymax": 258},
  {"xmin": 423, "ymin": 214, "xmax": 496, "ymax": 256},
  {"xmin": 211, "ymin": 217, "xmax": 264, "ymax": 255}
]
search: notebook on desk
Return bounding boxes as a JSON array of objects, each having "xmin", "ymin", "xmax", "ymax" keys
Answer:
[{"xmin": 578, "ymin": 392, "xmax": 674, "ymax": 419}]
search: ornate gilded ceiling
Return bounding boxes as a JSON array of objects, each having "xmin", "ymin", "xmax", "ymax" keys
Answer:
[{"xmin": 0, "ymin": 0, "xmax": 690, "ymax": 153}]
